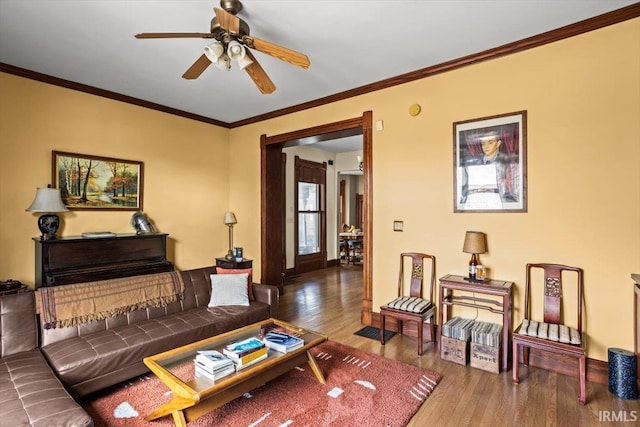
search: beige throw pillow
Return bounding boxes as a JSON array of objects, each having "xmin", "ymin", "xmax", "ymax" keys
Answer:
[{"xmin": 208, "ymin": 273, "xmax": 250, "ymax": 307}]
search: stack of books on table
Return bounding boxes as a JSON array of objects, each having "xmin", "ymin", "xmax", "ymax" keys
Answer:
[
  {"xmin": 194, "ymin": 350, "xmax": 235, "ymax": 382},
  {"xmin": 262, "ymin": 331, "xmax": 304, "ymax": 353},
  {"xmin": 223, "ymin": 337, "xmax": 268, "ymax": 370}
]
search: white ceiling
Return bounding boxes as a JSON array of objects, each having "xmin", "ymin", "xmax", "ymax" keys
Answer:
[{"xmin": 0, "ymin": 1, "xmax": 635, "ymax": 125}]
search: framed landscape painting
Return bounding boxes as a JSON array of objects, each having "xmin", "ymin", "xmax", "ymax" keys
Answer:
[
  {"xmin": 52, "ymin": 151, "xmax": 143, "ymax": 210},
  {"xmin": 453, "ymin": 111, "xmax": 527, "ymax": 213}
]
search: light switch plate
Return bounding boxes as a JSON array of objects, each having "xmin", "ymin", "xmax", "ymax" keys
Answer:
[{"xmin": 393, "ymin": 221, "xmax": 403, "ymax": 232}]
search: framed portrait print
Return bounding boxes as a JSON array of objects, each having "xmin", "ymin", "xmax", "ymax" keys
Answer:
[
  {"xmin": 453, "ymin": 111, "xmax": 527, "ymax": 213},
  {"xmin": 52, "ymin": 151, "xmax": 143, "ymax": 210}
]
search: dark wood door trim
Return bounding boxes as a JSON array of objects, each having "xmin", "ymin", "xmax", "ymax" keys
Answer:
[
  {"xmin": 339, "ymin": 179, "xmax": 346, "ymax": 227},
  {"xmin": 260, "ymin": 134, "xmax": 285, "ymax": 288},
  {"xmin": 361, "ymin": 111, "xmax": 373, "ymax": 324},
  {"xmin": 281, "ymin": 152, "xmax": 287, "ymax": 278},
  {"xmin": 261, "ymin": 111, "xmax": 373, "ymax": 325},
  {"xmin": 355, "ymin": 194, "xmax": 363, "ymax": 231}
]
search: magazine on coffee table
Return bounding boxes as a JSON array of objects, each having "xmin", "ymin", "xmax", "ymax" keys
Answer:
[
  {"xmin": 194, "ymin": 350, "xmax": 235, "ymax": 381},
  {"xmin": 224, "ymin": 337, "xmax": 265, "ymax": 356},
  {"xmin": 195, "ymin": 350, "xmax": 233, "ymax": 371},
  {"xmin": 263, "ymin": 331, "xmax": 304, "ymax": 353}
]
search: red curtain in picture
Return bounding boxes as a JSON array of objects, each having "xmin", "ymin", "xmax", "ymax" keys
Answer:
[
  {"xmin": 463, "ymin": 123, "xmax": 519, "ymax": 158},
  {"xmin": 500, "ymin": 123, "xmax": 519, "ymax": 156},
  {"xmin": 463, "ymin": 129, "xmax": 483, "ymax": 158}
]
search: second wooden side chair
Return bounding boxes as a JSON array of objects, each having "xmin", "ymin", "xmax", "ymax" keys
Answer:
[{"xmin": 512, "ymin": 263, "xmax": 586, "ymax": 404}]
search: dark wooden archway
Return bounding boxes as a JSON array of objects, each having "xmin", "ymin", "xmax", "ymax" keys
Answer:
[{"xmin": 261, "ymin": 111, "xmax": 374, "ymax": 325}]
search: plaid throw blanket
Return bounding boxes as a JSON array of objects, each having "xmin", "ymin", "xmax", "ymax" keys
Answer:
[{"xmin": 36, "ymin": 271, "xmax": 184, "ymax": 329}]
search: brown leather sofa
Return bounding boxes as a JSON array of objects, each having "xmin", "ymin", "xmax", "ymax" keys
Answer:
[
  {"xmin": 1, "ymin": 266, "xmax": 278, "ymax": 426},
  {"xmin": 0, "ymin": 291, "xmax": 93, "ymax": 427},
  {"xmin": 39, "ymin": 266, "xmax": 279, "ymax": 398}
]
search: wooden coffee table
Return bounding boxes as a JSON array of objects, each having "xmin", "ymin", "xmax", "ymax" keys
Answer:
[{"xmin": 143, "ymin": 318, "xmax": 328, "ymax": 426}]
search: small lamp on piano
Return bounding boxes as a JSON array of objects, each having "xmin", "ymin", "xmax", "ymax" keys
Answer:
[
  {"xmin": 224, "ymin": 212, "xmax": 238, "ymax": 260},
  {"xmin": 26, "ymin": 187, "xmax": 69, "ymax": 240},
  {"xmin": 462, "ymin": 231, "xmax": 487, "ymax": 281}
]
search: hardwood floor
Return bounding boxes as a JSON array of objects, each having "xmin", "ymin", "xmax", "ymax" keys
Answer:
[{"xmin": 278, "ymin": 265, "xmax": 640, "ymax": 427}]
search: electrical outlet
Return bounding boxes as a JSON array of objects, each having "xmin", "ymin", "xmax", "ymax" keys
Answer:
[{"xmin": 393, "ymin": 221, "xmax": 403, "ymax": 232}]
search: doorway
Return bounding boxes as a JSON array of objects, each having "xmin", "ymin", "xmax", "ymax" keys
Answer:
[{"xmin": 260, "ymin": 111, "xmax": 374, "ymax": 325}]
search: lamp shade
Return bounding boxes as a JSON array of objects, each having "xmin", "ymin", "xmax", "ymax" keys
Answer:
[
  {"xmin": 462, "ymin": 231, "xmax": 487, "ymax": 254},
  {"xmin": 224, "ymin": 212, "xmax": 237, "ymax": 225},
  {"xmin": 227, "ymin": 41, "xmax": 253, "ymax": 70},
  {"xmin": 236, "ymin": 54, "xmax": 253, "ymax": 70},
  {"xmin": 215, "ymin": 53, "xmax": 231, "ymax": 71},
  {"xmin": 227, "ymin": 41, "xmax": 245, "ymax": 60},
  {"xmin": 26, "ymin": 188, "xmax": 68, "ymax": 213},
  {"xmin": 204, "ymin": 41, "xmax": 224, "ymax": 62}
]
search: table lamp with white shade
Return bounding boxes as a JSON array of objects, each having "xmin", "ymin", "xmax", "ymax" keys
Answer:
[{"xmin": 26, "ymin": 187, "xmax": 69, "ymax": 239}]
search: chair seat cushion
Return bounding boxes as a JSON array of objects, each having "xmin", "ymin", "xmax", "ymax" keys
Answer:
[
  {"xmin": 385, "ymin": 296, "xmax": 433, "ymax": 313},
  {"xmin": 517, "ymin": 319, "xmax": 581, "ymax": 345}
]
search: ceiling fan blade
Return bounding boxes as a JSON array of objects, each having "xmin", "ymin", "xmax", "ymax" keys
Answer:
[
  {"xmin": 182, "ymin": 54, "xmax": 212, "ymax": 79},
  {"xmin": 243, "ymin": 50, "xmax": 276, "ymax": 94},
  {"xmin": 244, "ymin": 36, "xmax": 310, "ymax": 69},
  {"xmin": 214, "ymin": 7, "xmax": 240, "ymax": 34},
  {"xmin": 135, "ymin": 32, "xmax": 214, "ymax": 39}
]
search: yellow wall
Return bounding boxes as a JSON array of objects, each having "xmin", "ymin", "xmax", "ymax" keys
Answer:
[
  {"xmin": 0, "ymin": 74, "xmax": 231, "ymax": 278},
  {"xmin": 1, "ymin": 19, "xmax": 638, "ymax": 361},
  {"xmin": 227, "ymin": 19, "xmax": 640, "ymax": 361}
]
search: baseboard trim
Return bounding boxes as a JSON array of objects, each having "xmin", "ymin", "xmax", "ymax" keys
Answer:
[
  {"xmin": 371, "ymin": 312, "xmax": 610, "ymax": 384},
  {"xmin": 372, "ymin": 312, "xmax": 436, "ymax": 342}
]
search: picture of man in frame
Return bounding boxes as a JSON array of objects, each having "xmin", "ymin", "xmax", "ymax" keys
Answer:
[{"xmin": 458, "ymin": 123, "xmax": 520, "ymax": 209}]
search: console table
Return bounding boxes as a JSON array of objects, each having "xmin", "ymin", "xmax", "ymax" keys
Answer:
[{"xmin": 438, "ymin": 274, "xmax": 514, "ymax": 371}]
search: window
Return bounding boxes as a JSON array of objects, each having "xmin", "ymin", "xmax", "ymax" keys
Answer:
[{"xmin": 298, "ymin": 182, "xmax": 320, "ymax": 255}]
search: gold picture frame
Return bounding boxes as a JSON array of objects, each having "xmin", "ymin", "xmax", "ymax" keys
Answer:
[{"xmin": 52, "ymin": 151, "xmax": 143, "ymax": 211}]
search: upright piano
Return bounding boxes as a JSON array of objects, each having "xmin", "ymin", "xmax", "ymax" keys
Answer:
[{"xmin": 34, "ymin": 233, "xmax": 174, "ymax": 288}]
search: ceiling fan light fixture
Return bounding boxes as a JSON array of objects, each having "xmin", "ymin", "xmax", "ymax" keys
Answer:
[
  {"xmin": 227, "ymin": 40, "xmax": 245, "ymax": 59},
  {"xmin": 227, "ymin": 40, "xmax": 252, "ymax": 70},
  {"xmin": 215, "ymin": 53, "xmax": 231, "ymax": 70},
  {"xmin": 236, "ymin": 54, "xmax": 253, "ymax": 70},
  {"xmin": 204, "ymin": 41, "xmax": 224, "ymax": 62}
]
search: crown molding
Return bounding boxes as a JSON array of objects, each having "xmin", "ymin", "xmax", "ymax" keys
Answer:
[
  {"xmin": 0, "ymin": 63, "xmax": 228, "ymax": 128},
  {"xmin": 2, "ymin": 3, "xmax": 638, "ymax": 129}
]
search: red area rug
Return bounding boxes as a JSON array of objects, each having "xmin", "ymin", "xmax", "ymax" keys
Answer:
[{"xmin": 82, "ymin": 340, "xmax": 441, "ymax": 427}]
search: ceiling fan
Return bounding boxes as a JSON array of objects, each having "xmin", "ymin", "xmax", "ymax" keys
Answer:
[{"xmin": 135, "ymin": 0, "xmax": 310, "ymax": 94}]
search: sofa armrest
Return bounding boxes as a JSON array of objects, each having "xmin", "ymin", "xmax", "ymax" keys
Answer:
[
  {"xmin": 253, "ymin": 283, "xmax": 279, "ymax": 318},
  {"xmin": 0, "ymin": 292, "xmax": 37, "ymax": 357}
]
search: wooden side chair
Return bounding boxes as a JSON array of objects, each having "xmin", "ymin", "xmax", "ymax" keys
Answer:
[
  {"xmin": 380, "ymin": 253, "xmax": 436, "ymax": 355},
  {"xmin": 512, "ymin": 263, "xmax": 586, "ymax": 404}
]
